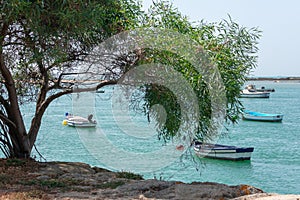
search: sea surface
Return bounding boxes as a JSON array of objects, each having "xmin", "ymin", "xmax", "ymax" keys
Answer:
[{"xmin": 15, "ymin": 81, "xmax": 300, "ymax": 194}]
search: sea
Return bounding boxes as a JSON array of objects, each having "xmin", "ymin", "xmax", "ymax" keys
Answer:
[{"xmin": 9, "ymin": 80, "xmax": 300, "ymax": 194}]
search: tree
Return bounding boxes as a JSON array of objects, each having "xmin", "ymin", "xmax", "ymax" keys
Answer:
[
  {"xmin": 134, "ymin": 2, "xmax": 261, "ymax": 142},
  {"xmin": 0, "ymin": 0, "xmax": 141, "ymax": 158},
  {"xmin": 0, "ymin": 0, "xmax": 261, "ymax": 159}
]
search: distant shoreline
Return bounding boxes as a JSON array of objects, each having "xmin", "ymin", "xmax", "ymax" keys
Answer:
[{"xmin": 247, "ymin": 77, "xmax": 300, "ymax": 81}]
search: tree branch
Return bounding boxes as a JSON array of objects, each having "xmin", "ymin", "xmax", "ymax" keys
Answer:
[
  {"xmin": 0, "ymin": 95, "xmax": 9, "ymax": 109},
  {"xmin": 47, "ymin": 79, "xmax": 117, "ymax": 105},
  {"xmin": 28, "ymin": 79, "xmax": 117, "ymax": 148},
  {"xmin": 0, "ymin": 113, "xmax": 16, "ymax": 129}
]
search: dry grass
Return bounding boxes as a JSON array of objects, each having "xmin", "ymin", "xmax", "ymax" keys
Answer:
[{"xmin": 0, "ymin": 159, "xmax": 60, "ymax": 199}]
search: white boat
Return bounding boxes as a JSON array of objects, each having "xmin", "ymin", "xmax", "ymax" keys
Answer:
[
  {"xmin": 243, "ymin": 110, "xmax": 283, "ymax": 122},
  {"xmin": 193, "ymin": 141, "xmax": 254, "ymax": 161},
  {"xmin": 240, "ymin": 89, "xmax": 270, "ymax": 98},
  {"xmin": 245, "ymin": 84, "xmax": 275, "ymax": 92},
  {"xmin": 63, "ymin": 113, "xmax": 97, "ymax": 128}
]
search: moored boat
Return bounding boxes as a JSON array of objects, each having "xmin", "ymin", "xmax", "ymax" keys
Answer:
[
  {"xmin": 243, "ymin": 110, "xmax": 283, "ymax": 122},
  {"xmin": 245, "ymin": 84, "xmax": 275, "ymax": 92},
  {"xmin": 193, "ymin": 141, "xmax": 254, "ymax": 161},
  {"xmin": 63, "ymin": 113, "xmax": 97, "ymax": 128},
  {"xmin": 240, "ymin": 89, "xmax": 270, "ymax": 98}
]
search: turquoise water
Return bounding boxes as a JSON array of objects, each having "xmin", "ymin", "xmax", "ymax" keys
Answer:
[{"xmin": 14, "ymin": 81, "xmax": 300, "ymax": 194}]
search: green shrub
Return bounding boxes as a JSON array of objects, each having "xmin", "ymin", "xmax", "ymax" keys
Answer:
[
  {"xmin": 5, "ymin": 159, "xmax": 25, "ymax": 167},
  {"xmin": 116, "ymin": 171, "xmax": 143, "ymax": 180}
]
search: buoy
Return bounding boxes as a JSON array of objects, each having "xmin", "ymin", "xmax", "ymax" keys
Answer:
[
  {"xmin": 176, "ymin": 145, "xmax": 184, "ymax": 151},
  {"xmin": 62, "ymin": 120, "xmax": 68, "ymax": 125}
]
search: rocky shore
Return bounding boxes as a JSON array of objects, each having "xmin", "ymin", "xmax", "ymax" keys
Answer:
[{"xmin": 0, "ymin": 159, "xmax": 299, "ymax": 200}]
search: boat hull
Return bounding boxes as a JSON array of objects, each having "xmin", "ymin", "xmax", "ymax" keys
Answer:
[
  {"xmin": 243, "ymin": 115, "xmax": 283, "ymax": 122},
  {"xmin": 243, "ymin": 111, "xmax": 283, "ymax": 122},
  {"xmin": 66, "ymin": 115, "xmax": 97, "ymax": 128},
  {"xmin": 240, "ymin": 93, "xmax": 270, "ymax": 98},
  {"xmin": 67, "ymin": 121, "xmax": 97, "ymax": 128},
  {"xmin": 193, "ymin": 142, "xmax": 254, "ymax": 161},
  {"xmin": 240, "ymin": 89, "xmax": 270, "ymax": 98},
  {"xmin": 240, "ymin": 94, "xmax": 270, "ymax": 98}
]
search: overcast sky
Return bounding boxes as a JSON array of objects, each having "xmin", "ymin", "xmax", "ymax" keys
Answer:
[{"xmin": 142, "ymin": 0, "xmax": 300, "ymax": 77}]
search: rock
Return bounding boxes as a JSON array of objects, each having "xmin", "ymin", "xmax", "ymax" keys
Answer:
[
  {"xmin": 232, "ymin": 193, "xmax": 300, "ymax": 200},
  {"xmin": 116, "ymin": 179, "xmax": 175, "ymax": 199},
  {"xmin": 92, "ymin": 166, "xmax": 111, "ymax": 173},
  {"xmin": 36, "ymin": 175, "xmax": 51, "ymax": 181},
  {"xmin": 95, "ymin": 171, "xmax": 116, "ymax": 182},
  {"xmin": 89, "ymin": 180, "xmax": 264, "ymax": 200},
  {"xmin": 49, "ymin": 162, "xmax": 95, "ymax": 174},
  {"xmin": 1, "ymin": 159, "xmax": 298, "ymax": 200}
]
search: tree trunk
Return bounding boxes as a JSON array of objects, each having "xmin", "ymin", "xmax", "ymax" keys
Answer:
[
  {"xmin": 0, "ymin": 20, "xmax": 31, "ymax": 158},
  {"xmin": 28, "ymin": 102, "xmax": 47, "ymax": 152},
  {"xmin": 0, "ymin": 54, "xmax": 31, "ymax": 158}
]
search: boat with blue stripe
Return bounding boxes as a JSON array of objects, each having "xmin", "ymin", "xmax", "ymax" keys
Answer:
[
  {"xmin": 243, "ymin": 110, "xmax": 283, "ymax": 122},
  {"xmin": 193, "ymin": 141, "xmax": 254, "ymax": 161}
]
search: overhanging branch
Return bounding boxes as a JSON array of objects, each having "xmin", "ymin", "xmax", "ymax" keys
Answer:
[{"xmin": 29, "ymin": 79, "xmax": 117, "ymax": 140}]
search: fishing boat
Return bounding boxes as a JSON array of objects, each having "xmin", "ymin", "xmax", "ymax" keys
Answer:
[
  {"xmin": 245, "ymin": 84, "xmax": 275, "ymax": 92},
  {"xmin": 240, "ymin": 89, "xmax": 270, "ymax": 98},
  {"xmin": 193, "ymin": 141, "xmax": 254, "ymax": 161},
  {"xmin": 63, "ymin": 113, "xmax": 97, "ymax": 128},
  {"xmin": 243, "ymin": 110, "xmax": 283, "ymax": 122}
]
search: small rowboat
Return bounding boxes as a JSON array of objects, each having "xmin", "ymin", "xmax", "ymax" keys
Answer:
[
  {"xmin": 193, "ymin": 141, "xmax": 254, "ymax": 161},
  {"xmin": 243, "ymin": 110, "xmax": 283, "ymax": 122}
]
